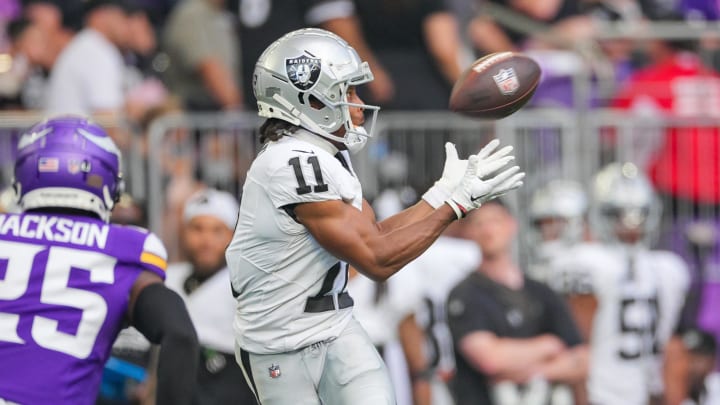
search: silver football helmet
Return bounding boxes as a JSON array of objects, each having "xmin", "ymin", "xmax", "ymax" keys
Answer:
[
  {"xmin": 530, "ymin": 179, "xmax": 587, "ymax": 244},
  {"xmin": 254, "ymin": 28, "xmax": 380, "ymax": 153},
  {"xmin": 589, "ymin": 162, "xmax": 661, "ymax": 245},
  {"xmin": 527, "ymin": 180, "xmax": 587, "ymax": 280}
]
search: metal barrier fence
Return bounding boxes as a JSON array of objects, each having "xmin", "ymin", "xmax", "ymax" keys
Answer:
[
  {"xmin": 142, "ymin": 109, "xmax": 720, "ymax": 266},
  {"xmin": 146, "ymin": 112, "xmax": 262, "ymax": 259},
  {"xmin": 1, "ymin": 109, "xmax": 718, "ymax": 265}
]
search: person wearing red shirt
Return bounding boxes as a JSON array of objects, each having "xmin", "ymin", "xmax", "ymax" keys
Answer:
[{"xmin": 612, "ymin": 39, "xmax": 720, "ymax": 211}]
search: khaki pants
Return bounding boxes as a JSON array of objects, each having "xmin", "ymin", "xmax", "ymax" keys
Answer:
[{"xmin": 236, "ymin": 317, "xmax": 395, "ymax": 405}]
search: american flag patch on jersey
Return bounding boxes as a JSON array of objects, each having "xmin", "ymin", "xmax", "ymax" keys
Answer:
[{"xmin": 38, "ymin": 157, "xmax": 59, "ymax": 172}]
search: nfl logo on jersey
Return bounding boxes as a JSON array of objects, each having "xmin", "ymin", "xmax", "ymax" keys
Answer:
[{"xmin": 269, "ymin": 364, "xmax": 281, "ymax": 378}]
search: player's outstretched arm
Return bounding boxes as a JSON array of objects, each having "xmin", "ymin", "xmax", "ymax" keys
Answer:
[
  {"xmin": 372, "ymin": 199, "xmax": 436, "ymax": 235},
  {"xmin": 295, "ymin": 197, "xmax": 457, "ymax": 282},
  {"xmin": 129, "ymin": 272, "xmax": 199, "ymax": 405},
  {"xmin": 296, "ymin": 151, "xmax": 523, "ymax": 281}
]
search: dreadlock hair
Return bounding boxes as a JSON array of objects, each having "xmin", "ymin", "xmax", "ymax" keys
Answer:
[{"xmin": 259, "ymin": 118, "xmax": 302, "ymax": 144}]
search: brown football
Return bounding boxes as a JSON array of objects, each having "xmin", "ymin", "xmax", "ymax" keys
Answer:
[{"xmin": 449, "ymin": 52, "xmax": 541, "ymax": 119}]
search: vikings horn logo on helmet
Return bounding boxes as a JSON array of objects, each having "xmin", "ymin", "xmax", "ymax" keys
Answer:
[{"xmin": 286, "ymin": 56, "xmax": 321, "ymax": 91}]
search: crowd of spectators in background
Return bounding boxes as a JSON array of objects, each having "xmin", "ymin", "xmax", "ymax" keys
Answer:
[
  {"xmin": 0, "ymin": 0, "xmax": 716, "ymax": 115},
  {"xmin": 1, "ymin": 0, "xmax": 720, "ymax": 404}
]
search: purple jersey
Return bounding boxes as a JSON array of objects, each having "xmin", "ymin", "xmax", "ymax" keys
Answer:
[{"xmin": 0, "ymin": 212, "xmax": 167, "ymax": 405}]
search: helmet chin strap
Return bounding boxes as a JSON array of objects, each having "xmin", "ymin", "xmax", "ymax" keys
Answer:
[{"xmin": 271, "ymin": 94, "xmax": 371, "ymax": 153}]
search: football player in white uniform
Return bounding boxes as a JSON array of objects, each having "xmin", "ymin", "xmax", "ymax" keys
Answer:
[
  {"xmin": 526, "ymin": 179, "xmax": 588, "ymax": 288},
  {"xmin": 551, "ymin": 162, "xmax": 690, "ymax": 405},
  {"xmin": 401, "ymin": 222, "xmax": 481, "ymax": 405},
  {"xmin": 225, "ymin": 28, "xmax": 525, "ymax": 405}
]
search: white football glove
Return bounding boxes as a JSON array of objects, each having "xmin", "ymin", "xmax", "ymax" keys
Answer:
[
  {"xmin": 445, "ymin": 155, "xmax": 525, "ymax": 219},
  {"xmin": 478, "ymin": 165, "xmax": 526, "ymax": 204},
  {"xmin": 422, "ymin": 142, "xmax": 465, "ymax": 208},
  {"xmin": 422, "ymin": 139, "xmax": 515, "ymax": 208}
]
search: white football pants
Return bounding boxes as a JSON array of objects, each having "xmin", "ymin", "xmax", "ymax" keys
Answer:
[{"xmin": 236, "ymin": 317, "xmax": 396, "ymax": 405}]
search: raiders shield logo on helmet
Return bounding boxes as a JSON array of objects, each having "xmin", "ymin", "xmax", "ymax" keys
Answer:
[
  {"xmin": 286, "ymin": 56, "xmax": 321, "ymax": 91},
  {"xmin": 492, "ymin": 68, "xmax": 520, "ymax": 96}
]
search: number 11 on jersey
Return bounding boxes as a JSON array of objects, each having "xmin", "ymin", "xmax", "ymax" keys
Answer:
[{"xmin": 289, "ymin": 156, "xmax": 328, "ymax": 195}]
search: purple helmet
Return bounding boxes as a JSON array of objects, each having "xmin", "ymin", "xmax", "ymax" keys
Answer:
[{"xmin": 13, "ymin": 116, "xmax": 123, "ymax": 222}]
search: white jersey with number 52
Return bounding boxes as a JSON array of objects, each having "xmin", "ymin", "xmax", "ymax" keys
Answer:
[{"xmin": 227, "ymin": 133, "xmax": 362, "ymax": 354}]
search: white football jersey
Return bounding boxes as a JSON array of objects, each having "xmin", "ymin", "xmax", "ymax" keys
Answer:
[
  {"xmin": 405, "ymin": 236, "xmax": 481, "ymax": 375},
  {"xmin": 348, "ymin": 269, "xmax": 424, "ymax": 405},
  {"xmin": 165, "ymin": 263, "xmax": 238, "ymax": 354},
  {"xmin": 348, "ymin": 269, "xmax": 423, "ymax": 346},
  {"xmin": 552, "ymin": 243, "xmax": 690, "ymax": 405},
  {"xmin": 226, "ymin": 132, "xmax": 362, "ymax": 354}
]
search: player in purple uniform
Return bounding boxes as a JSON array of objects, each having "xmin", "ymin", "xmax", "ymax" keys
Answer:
[{"xmin": 0, "ymin": 116, "xmax": 198, "ymax": 405}]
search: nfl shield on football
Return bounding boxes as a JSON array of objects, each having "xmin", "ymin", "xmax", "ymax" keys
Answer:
[{"xmin": 449, "ymin": 52, "xmax": 541, "ymax": 119}]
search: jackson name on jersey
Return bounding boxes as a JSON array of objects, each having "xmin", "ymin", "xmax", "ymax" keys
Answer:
[{"xmin": 0, "ymin": 212, "xmax": 167, "ymax": 405}]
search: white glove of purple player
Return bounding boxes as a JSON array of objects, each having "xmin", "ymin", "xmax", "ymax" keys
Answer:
[
  {"xmin": 445, "ymin": 155, "xmax": 525, "ymax": 219},
  {"xmin": 422, "ymin": 139, "xmax": 516, "ymax": 209}
]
